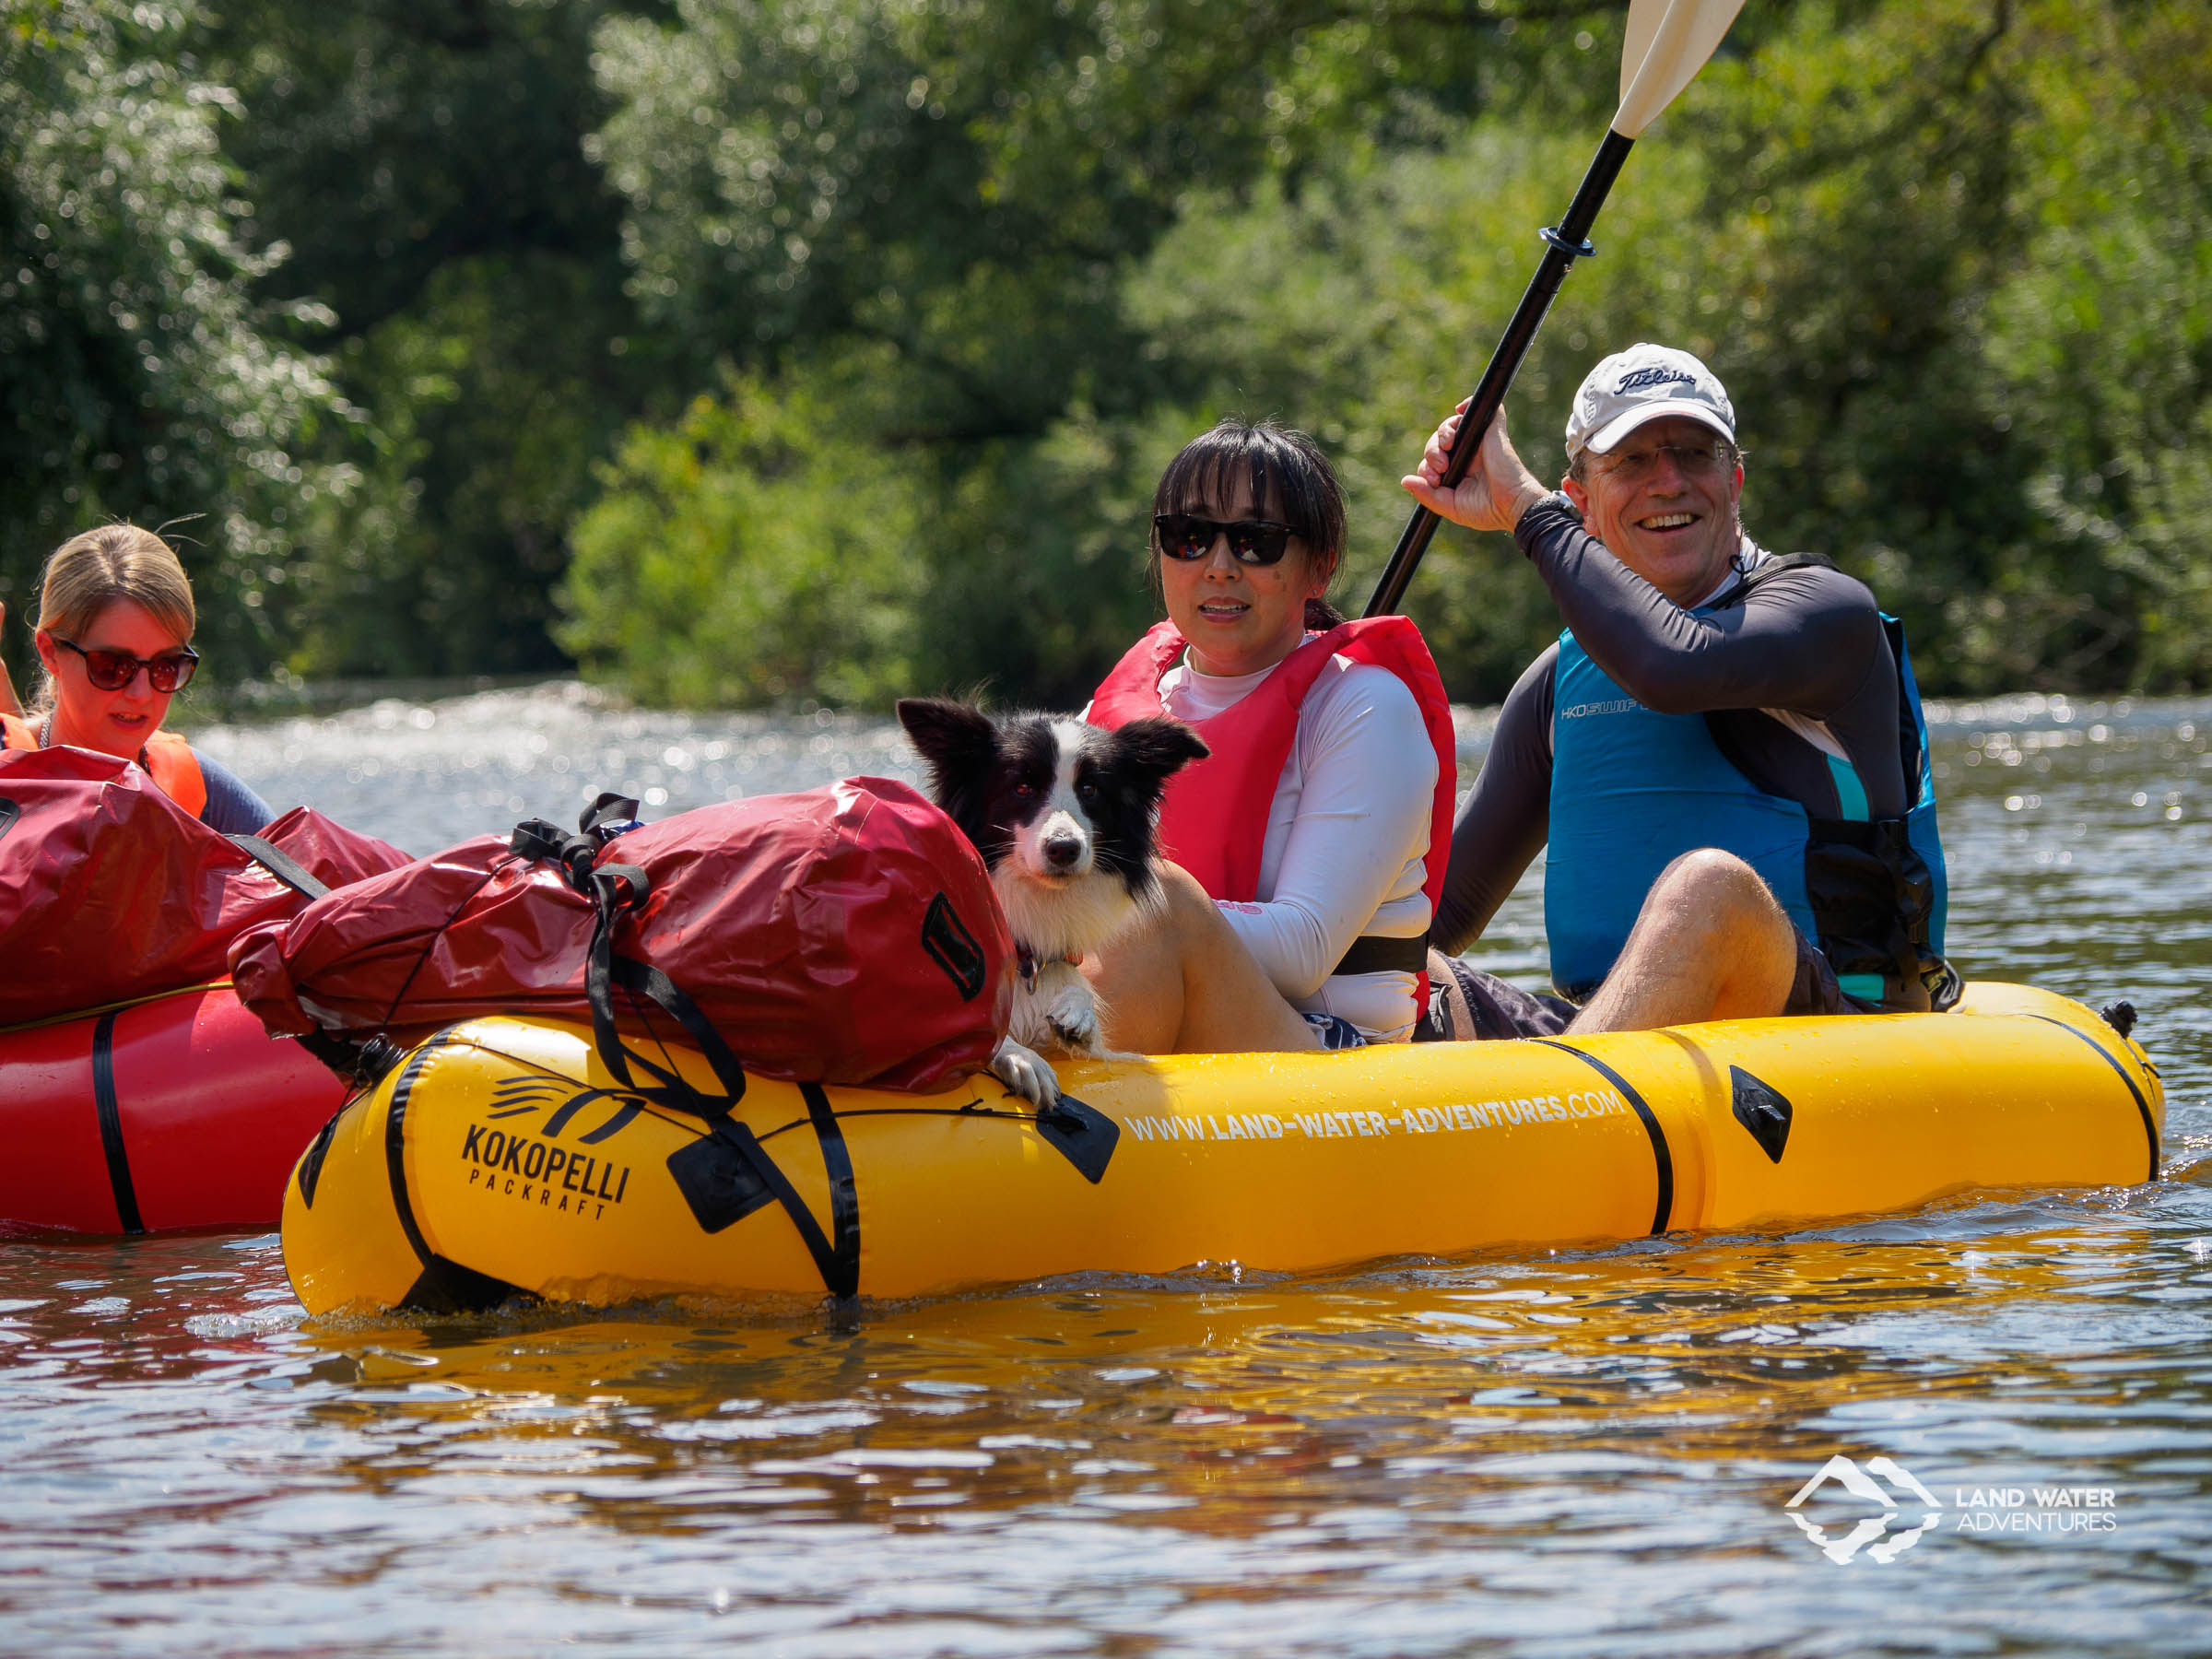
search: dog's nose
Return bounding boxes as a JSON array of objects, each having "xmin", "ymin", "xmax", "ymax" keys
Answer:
[{"xmin": 1041, "ymin": 830, "xmax": 1085, "ymax": 870}]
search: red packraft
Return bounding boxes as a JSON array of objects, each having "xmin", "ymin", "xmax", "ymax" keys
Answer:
[
  {"xmin": 229, "ymin": 778, "xmax": 1014, "ymax": 1094},
  {"xmin": 0, "ymin": 746, "xmax": 409, "ymax": 1026}
]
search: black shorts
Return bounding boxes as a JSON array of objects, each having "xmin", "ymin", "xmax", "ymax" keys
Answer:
[
  {"xmin": 1417, "ymin": 953, "xmax": 1575, "ymax": 1041},
  {"xmin": 1784, "ymin": 924, "xmax": 1884, "ymax": 1016}
]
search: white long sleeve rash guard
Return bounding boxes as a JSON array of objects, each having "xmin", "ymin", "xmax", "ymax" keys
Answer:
[{"xmin": 1156, "ymin": 653, "xmax": 1436, "ymax": 1041}]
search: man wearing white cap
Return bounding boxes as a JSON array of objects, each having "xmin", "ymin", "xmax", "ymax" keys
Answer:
[{"xmin": 1401, "ymin": 343, "xmax": 1954, "ymax": 1035}]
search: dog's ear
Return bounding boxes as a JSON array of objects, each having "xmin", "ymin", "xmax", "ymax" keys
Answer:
[
  {"xmin": 1110, "ymin": 717, "xmax": 1209, "ymax": 784},
  {"xmin": 896, "ymin": 698, "xmax": 999, "ymax": 786}
]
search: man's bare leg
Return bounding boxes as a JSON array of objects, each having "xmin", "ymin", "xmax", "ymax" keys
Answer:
[
  {"xmin": 1083, "ymin": 863, "xmax": 1324, "ymax": 1055},
  {"xmin": 1570, "ymin": 849, "xmax": 1798, "ymax": 1034}
]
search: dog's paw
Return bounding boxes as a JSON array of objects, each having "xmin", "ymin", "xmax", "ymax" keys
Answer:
[
  {"xmin": 988, "ymin": 1036, "xmax": 1062, "ymax": 1111},
  {"xmin": 1037, "ymin": 965, "xmax": 1101, "ymax": 1053},
  {"xmin": 1045, "ymin": 1003, "xmax": 1098, "ymax": 1052}
]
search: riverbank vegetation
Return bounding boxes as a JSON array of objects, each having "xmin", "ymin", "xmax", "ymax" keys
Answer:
[{"xmin": 3, "ymin": 0, "xmax": 2206, "ymax": 706}]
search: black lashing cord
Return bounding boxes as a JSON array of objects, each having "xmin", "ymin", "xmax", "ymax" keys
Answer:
[{"xmin": 305, "ymin": 793, "xmax": 1123, "ymax": 1296}]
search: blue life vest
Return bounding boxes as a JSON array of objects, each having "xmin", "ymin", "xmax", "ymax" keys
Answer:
[{"xmin": 1545, "ymin": 564, "xmax": 1947, "ymax": 1006}]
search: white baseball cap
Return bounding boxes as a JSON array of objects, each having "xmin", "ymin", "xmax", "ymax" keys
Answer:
[{"xmin": 1564, "ymin": 343, "xmax": 1735, "ymax": 460}]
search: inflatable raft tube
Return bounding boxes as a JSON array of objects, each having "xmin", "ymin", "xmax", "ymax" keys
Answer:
[
  {"xmin": 1, "ymin": 982, "xmax": 347, "ymax": 1235},
  {"xmin": 281, "ymin": 981, "xmax": 2161, "ymax": 1314}
]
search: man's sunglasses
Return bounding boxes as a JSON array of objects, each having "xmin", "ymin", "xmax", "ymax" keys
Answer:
[
  {"xmin": 1154, "ymin": 513, "xmax": 1303, "ymax": 567},
  {"xmin": 54, "ymin": 637, "xmax": 200, "ymax": 693}
]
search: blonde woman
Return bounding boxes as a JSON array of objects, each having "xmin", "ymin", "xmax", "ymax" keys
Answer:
[{"xmin": 0, "ymin": 525, "xmax": 273, "ymax": 832}]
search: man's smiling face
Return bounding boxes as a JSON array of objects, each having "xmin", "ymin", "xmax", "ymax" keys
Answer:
[{"xmin": 1561, "ymin": 414, "xmax": 1744, "ymax": 607}]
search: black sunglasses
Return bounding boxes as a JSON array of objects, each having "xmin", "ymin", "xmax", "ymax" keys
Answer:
[
  {"xmin": 1154, "ymin": 513, "xmax": 1303, "ymax": 567},
  {"xmin": 54, "ymin": 637, "xmax": 200, "ymax": 694}
]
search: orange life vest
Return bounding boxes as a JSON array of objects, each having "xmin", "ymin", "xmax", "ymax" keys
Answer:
[
  {"xmin": 1, "ymin": 713, "xmax": 208, "ymax": 819},
  {"xmin": 1088, "ymin": 617, "xmax": 1457, "ymax": 1009}
]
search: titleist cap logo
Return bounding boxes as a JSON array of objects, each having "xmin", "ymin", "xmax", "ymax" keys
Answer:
[
  {"xmin": 1565, "ymin": 342, "xmax": 1736, "ymax": 461},
  {"xmin": 1614, "ymin": 365, "xmax": 1700, "ymax": 395}
]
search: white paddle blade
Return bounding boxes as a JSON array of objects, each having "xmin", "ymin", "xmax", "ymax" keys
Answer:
[{"xmin": 1614, "ymin": 0, "xmax": 1744, "ymax": 138}]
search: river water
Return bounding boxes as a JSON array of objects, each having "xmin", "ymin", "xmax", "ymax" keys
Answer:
[{"xmin": 4, "ymin": 684, "xmax": 2207, "ymax": 1654}]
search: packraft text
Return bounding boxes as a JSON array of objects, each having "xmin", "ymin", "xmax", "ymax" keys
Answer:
[{"xmin": 459, "ymin": 1122, "xmax": 631, "ymax": 1218}]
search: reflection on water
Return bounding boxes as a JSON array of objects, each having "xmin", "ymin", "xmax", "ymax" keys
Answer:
[
  {"xmin": 4, "ymin": 686, "xmax": 2209, "ymax": 1654},
  {"xmin": 188, "ymin": 680, "xmax": 924, "ymax": 856}
]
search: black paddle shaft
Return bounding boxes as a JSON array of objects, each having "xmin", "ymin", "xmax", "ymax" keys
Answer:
[{"xmin": 1365, "ymin": 126, "xmax": 1637, "ymax": 618}]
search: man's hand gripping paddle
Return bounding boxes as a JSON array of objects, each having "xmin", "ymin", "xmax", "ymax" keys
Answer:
[{"xmin": 1364, "ymin": 0, "xmax": 1745, "ymax": 618}]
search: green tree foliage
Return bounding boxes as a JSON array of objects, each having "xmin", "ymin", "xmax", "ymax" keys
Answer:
[
  {"xmin": 589, "ymin": 0, "xmax": 1566, "ymax": 394},
  {"xmin": 559, "ymin": 345, "xmax": 929, "ymax": 706},
  {"xmin": 1128, "ymin": 0, "xmax": 2212, "ymax": 692},
  {"xmin": 573, "ymin": 0, "xmax": 1604, "ymax": 701},
  {"xmin": 572, "ymin": 0, "xmax": 2212, "ymax": 704},
  {"xmin": 6, "ymin": 0, "xmax": 2205, "ymax": 704},
  {"xmin": 0, "ymin": 0, "xmax": 347, "ymax": 677},
  {"xmin": 1977, "ymin": 0, "xmax": 2212, "ymax": 688},
  {"xmin": 201, "ymin": 0, "xmax": 668, "ymax": 676},
  {"xmin": 1670, "ymin": 0, "xmax": 2210, "ymax": 690}
]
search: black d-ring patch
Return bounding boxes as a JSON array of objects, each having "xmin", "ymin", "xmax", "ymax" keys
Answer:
[
  {"xmin": 921, "ymin": 892, "xmax": 988, "ymax": 1002},
  {"xmin": 1728, "ymin": 1065, "xmax": 1794, "ymax": 1164},
  {"xmin": 1035, "ymin": 1092, "xmax": 1119, "ymax": 1184}
]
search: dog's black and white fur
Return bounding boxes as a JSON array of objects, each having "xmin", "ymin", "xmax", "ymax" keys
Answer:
[{"xmin": 897, "ymin": 697, "xmax": 1207, "ymax": 1104}]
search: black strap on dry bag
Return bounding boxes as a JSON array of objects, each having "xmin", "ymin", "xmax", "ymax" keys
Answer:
[
  {"xmin": 510, "ymin": 795, "xmax": 863, "ymax": 1300},
  {"xmin": 229, "ymin": 833, "xmax": 411, "ymax": 1087},
  {"xmin": 229, "ymin": 833, "xmax": 332, "ymax": 900}
]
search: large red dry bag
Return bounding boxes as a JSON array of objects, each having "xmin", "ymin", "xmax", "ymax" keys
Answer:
[
  {"xmin": 229, "ymin": 779, "xmax": 1015, "ymax": 1096},
  {"xmin": 0, "ymin": 745, "xmax": 409, "ymax": 1026}
]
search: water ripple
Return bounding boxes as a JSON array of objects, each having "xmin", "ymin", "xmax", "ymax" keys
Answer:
[{"xmin": 5, "ymin": 688, "xmax": 2209, "ymax": 1654}]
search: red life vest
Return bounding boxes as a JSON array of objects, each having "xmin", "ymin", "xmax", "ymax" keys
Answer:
[
  {"xmin": 2, "ymin": 713, "xmax": 208, "ymax": 819},
  {"xmin": 1088, "ymin": 617, "xmax": 1456, "ymax": 1006}
]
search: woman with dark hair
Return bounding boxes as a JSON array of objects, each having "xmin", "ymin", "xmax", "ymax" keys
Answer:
[{"xmin": 1086, "ymin": 419, "xmax": 1456, "ymax": 1053}]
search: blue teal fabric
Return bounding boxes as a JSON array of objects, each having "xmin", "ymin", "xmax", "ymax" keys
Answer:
[
  {"xmin": 1891, "ymin": 625, "xmax": 1947, "ymax": 962},
  {"xmin": 197, "ymin": 751, "xmax": 275, "ymax": 835},
  {"xmin": 1545, "ymin": 616, "xmax": 1945, "ymax": 1004}
]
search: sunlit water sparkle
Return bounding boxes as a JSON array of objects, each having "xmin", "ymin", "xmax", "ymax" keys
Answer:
[{"xmin": 3, "ymin": 684, "xmax": 2207, "ymax": 1654}]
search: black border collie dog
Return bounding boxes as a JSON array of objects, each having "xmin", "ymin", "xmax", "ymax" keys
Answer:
[{"xmin": 897, "ymin": 699, "xmax": 1206, "ymax": 1093}]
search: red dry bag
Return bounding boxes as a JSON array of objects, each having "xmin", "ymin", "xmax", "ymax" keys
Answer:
[
  {"xmin": 0, "ymin": 745, "xmax": 409, "ymax": 1026},
  {"xmin": 229, "ymin": 778, "xmax": 1014, "ymax": 1095}
]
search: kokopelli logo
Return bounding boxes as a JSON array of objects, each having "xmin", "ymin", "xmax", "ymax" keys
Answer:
[{"xmin": 1784, "ymin": 1454, "xmax": 1944, "ymax": 1564}]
